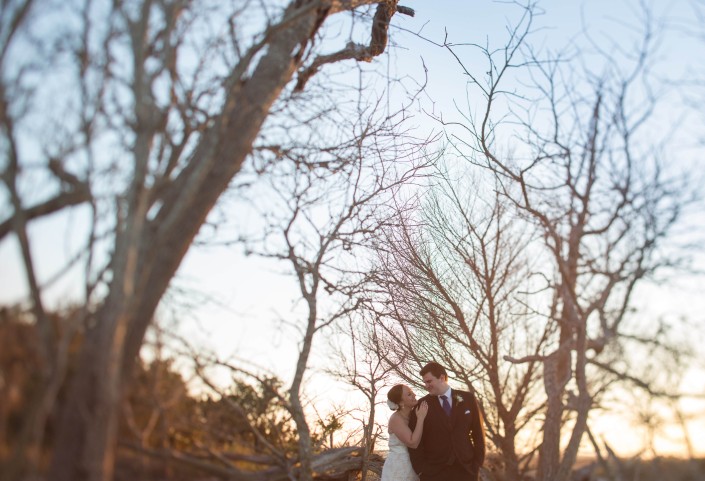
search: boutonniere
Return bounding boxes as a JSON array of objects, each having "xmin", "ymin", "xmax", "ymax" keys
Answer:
[{"xmin": 453, "ymin": 393, "xmax": 464, "ymax": 405}]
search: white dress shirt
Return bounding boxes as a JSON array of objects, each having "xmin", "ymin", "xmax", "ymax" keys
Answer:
[{"xmin": 439, "ymin": 386, "xmax": 453, "ymax": 408}]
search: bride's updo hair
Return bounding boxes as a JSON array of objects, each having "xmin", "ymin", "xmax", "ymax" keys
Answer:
[{"xmin": 387, "ymin": 384, "xmax": 404, "ymax": 410}]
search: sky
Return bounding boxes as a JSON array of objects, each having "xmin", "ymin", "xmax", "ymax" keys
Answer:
[
  {"xmin": 2, "ymin": 0, "xmax": 705, "ymax": 459},
  {"xmin": 169, "ymin": 0, "xmax": 705, "ymax": 345},
  {"xmin": 167, "ymin": 0, "xmax": 705, "ymax": 457}
]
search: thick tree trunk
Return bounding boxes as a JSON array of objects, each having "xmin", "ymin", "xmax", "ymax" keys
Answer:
[
  {"xmin": 538, "ymin": 246, "xmax": 584, "ymax": 481},
  {"xmin": 499, "ymin": 426, "xmax": 520, "ymax": 481},
  {"xmin": 46, "ymin": 2, "xmax": 403, "ymax": 479},
  {"xmin": 47, "ymin": 4, "xmax": 325, "ymax": 481},
  {"xmin": 536, "ymin": 343, "xmax": 571, "ymax": 481},
  {"xmin": 554, "ymin": 323, "xmax": 591, "ymax": 481},
  {"xmin": 49, "ymin": 301, "xmax": 132, "ymax": 481}
]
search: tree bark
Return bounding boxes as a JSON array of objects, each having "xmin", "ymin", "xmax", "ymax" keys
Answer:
[{"xmin": 48, "ymin": 2, "xmax": 402, "ymax": 480}]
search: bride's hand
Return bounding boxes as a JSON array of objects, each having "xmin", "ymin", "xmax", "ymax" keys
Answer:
[{"xmin": 415, "ymin": 401, "xmax": 429, "ymax": 421}]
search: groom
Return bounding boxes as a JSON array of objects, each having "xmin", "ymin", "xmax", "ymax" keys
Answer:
[{"xmin": 408, "ymin": 362, "xmax": 486, "ymax": 481}]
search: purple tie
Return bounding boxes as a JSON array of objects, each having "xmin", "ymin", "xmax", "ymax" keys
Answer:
[{"xmin": 440, "ymin": 395, "xmax": 451, "ymax": 417}]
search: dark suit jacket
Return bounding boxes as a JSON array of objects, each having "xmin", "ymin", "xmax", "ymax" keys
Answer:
[{"xmin": 409, "ymin": 388, "xmax": 486, "ymax": 478}]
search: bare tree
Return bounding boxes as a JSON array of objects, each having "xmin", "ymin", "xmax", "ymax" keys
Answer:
[
  {"xmin": 357, "ymin": 2, "xmax": 703, "ymax": 480},
  {"xmin": 0, "ymin": 1, "xmax": 418, "ymax": 480},
  {"xmin": 230, "ymin": 85, "xmax": 432, "ymax": 480},
  {"xmin": 367, "ymin": 161, "xmax": 546, "ymax": 481},
  {"xmin": 326, "ymin": 313, "xmax": 399, "ymax": 481},
  {"xmin": 435, "ymin": 3, "xmax": 697, "ymax": 481}
]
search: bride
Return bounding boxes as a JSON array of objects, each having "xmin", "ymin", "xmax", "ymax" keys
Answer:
[{"xmin": 381, "ymin": 384, "xmax": 428, "ymax": 481}]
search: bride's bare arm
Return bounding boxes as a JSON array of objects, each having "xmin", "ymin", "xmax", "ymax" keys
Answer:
[{"xmin": 389, "ymin": 402, "xmax": 428, "ymax": 449}]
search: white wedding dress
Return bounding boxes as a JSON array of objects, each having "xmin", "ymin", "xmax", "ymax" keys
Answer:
[{"xmin": 380, "ymin": 432, "xmax": 419, "ymax": 481}]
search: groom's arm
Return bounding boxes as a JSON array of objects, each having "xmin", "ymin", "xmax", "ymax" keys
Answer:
[{"xmin": 468, "ymin": 391, "xmax": 486, "ymax": 467}]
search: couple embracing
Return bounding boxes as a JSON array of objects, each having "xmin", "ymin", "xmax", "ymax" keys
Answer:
[{"xmin": 381, "ymin": 362, "xmax": 486, "ymax": 481}]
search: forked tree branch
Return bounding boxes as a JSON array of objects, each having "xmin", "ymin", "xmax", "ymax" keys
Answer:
[{"xmin": 294, "ymin": 2, "xmax": 414, "ymax": 91}]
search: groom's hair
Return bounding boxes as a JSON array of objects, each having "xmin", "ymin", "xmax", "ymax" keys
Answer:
[{"xmin": 420, "ymin": 362, "xmax": 447, "ymax": 379}]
